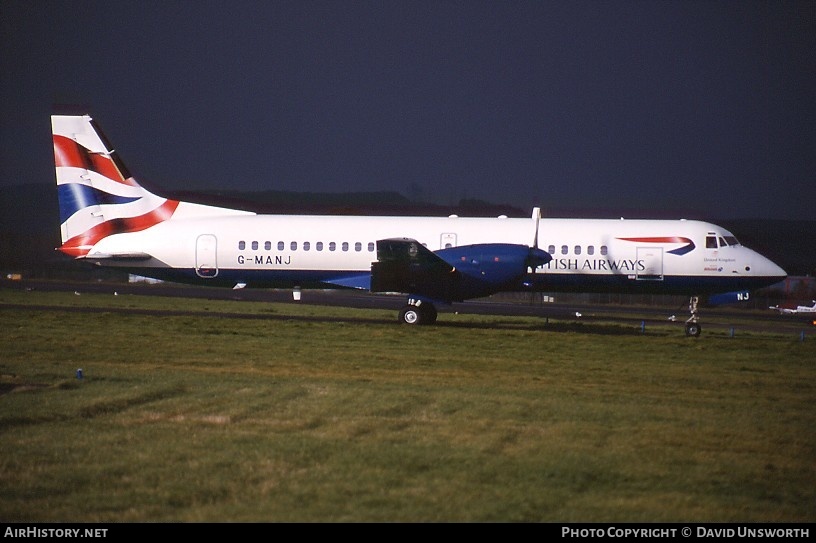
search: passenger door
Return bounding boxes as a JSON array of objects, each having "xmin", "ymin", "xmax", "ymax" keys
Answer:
[{"xmin": 196, "ymin": 234, "xmax": 218, "ymax": 278}]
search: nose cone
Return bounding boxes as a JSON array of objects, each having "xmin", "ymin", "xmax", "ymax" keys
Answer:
[{"xmin": 754, "ymin": 252, "xmax": 787, "ymax": 282}]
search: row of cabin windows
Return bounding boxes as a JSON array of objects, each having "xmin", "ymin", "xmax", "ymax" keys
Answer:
[
  {"xmin": 238, "ymin": 240, "xmax": 376, "ymax": 253},
  {"xmin": 236, "ymin": 237, "xmax": 738, "ymax": 255},
  {"xmin": 238, "ymin": 239, "xmax": 609, "ymax": 256},
  {"xmin": 547, "ymin": 245, "xmax": 608, "ymax": 256}
]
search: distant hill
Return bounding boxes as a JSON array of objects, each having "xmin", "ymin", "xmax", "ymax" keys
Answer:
[
  {"xmin": 2, "ymin": 183, "xmax": 813, "ymax": 277},
  {"xmin": 0, "ymin": 184, "xmax": 62, "ymax": 273},
  {"xmin": 160, "ymin": 188, "xmax": 528, "ymax": 217}
]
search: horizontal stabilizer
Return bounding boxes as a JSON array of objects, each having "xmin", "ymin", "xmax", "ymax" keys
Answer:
[{"xmin": 83, "ymin": 252, "xmax": 153, "ymax": 261}]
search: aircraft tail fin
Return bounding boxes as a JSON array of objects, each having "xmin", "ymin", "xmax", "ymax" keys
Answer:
[{"xmin": 52, "ymin": 114, "xmax": 180, "ymax": 258}]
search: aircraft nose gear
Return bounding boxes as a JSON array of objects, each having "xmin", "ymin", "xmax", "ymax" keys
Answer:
[
  {"xmin": 685, "ymin": 296, "xmax": 702, "ymax": 337},
  {"xmin": 399, "ymin": 299, "xmax": 438, "ymax": 325}
]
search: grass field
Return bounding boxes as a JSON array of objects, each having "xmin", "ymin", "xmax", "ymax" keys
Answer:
[{"xmin": 0, "ymin": 288, "xmax": 814, "ymax": 522}]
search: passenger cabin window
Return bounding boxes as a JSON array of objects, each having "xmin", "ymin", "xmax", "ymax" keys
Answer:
[
  {"xmin": 329, "ymin": 242, "xmax": 336, "ymax": 252},
  {"xmin": 251, "ymin": 241, "xmax": 258, "ymax": 250},
  {"xmin": 355, "ymin": 242, "xmax": 362, "ymax": 252},
  {"xmin": 587, "ymin": 245, "xmax": 595, "ymax": 255},
  {"xmin": 600, "ymin": 246, "xmax": 608, "ymax": 256},
  {"xmin": 303, "ymin": 242, "xmax": 310, "ymax": 251},
  {"xmin": 291, "ymin": 242, "xmax": 298, "ymax": 251},
  {"xmin": 561, "ymin": 245, "xmax": 568, "ymax": 255},
  {"xmin": 278, "ymin": 241, "xmax": 285, "ymax": 251},
  {"xmin": 574, "ymin": 245, "xmax": 581, "ymax": 255},
  {"xmin": 264, "ymin": 241, "xmax": 271, "ymax": 250},
  {"xmin": 548, "ymin": 245, "xmax": 555, "ymax": 254},
  {"xmin": 368, "ymin": 242, "xmax": 375, "ymax": 252},
  {"xmin": 238, "ymin": 241, "xmax": 246, "ymax": 250},
  {"xmin": 342, "ymin": 242, "xmax": 349, "ymax": 252},
  {"xmin": 316, "ymin": 242, "xmax": 323, "ymax": 251}
]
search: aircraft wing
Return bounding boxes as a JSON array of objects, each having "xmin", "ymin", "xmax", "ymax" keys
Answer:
[
  {"xmin": 768, "ymin": 302, "xmax": 816, "ymax": 314},
  {"xmin": 324, "ymin": 273, "xmax": 372, "ymax": 290},
  {"xmin": 370, "ymin": 237, "xmax": 551, "ymax": 303},
  {"xmin": 371, "ymin": 238, "xmax": 461, "ymax": 302}
]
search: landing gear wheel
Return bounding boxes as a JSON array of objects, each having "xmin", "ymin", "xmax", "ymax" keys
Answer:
[
  {"xmin": 685, "ymin": 322, "xmax": 702, "ymax": 337},
  {"xmin": 399, "ymin": 306, "xmax": 423, "ymax": 325},
  {"xmin": 683, "ymin": 296, "xmax": 702, "ymax": 337},
  {"xmin": 421, "ymin": 304, "xmax": 438, "ymax": 325},
  {"xmin": 398, "ymin": 303, "xmax": 438, "ymax": 325}
]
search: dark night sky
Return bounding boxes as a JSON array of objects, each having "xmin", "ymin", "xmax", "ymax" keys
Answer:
[{"xmin": 1, "ymin": 1, "xmax": 814, "ymax": 220}]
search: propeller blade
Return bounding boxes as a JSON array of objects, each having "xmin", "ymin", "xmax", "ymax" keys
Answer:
[
  {"xmin": 527, "ymin": 207, "xmax": 547, "ymax": 271},
  {"xmin": 532, "ymin": 207, "xmax": 541, "ymax": 249},
  {"xmin": 528, "ymin": 207, "xmax": 546, "ymax": 304}
]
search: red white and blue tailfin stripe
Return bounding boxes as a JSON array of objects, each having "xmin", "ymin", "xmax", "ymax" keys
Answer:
[{"xmin": 52, "ymin": 115, "xmax": 179, "ymax": 258}]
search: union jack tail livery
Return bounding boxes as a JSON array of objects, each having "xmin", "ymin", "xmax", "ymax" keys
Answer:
[
  {"xmin": 52, "ymin": 114, "xmax": 251, "ymax": 259},
  {"xmin": 52, "ymin": 115, "xmax": 180, "ymax": 257},
  {"xmin": 50, "ymin": 112, "xmax": 787, "ymax": 336}
]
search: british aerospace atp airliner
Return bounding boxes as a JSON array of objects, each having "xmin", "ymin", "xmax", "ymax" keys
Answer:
[{"xmin": 52, "ymin": 113, "xmax": 787, "ymax": 336}]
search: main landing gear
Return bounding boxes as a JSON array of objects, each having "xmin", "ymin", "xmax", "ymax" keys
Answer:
[
  {"xmin": 398, "ymin": 298, "xmax": 438, "ymax": 325},
  {"xmin": 685, "ymin": 296, "xmax": 702, "ymax": 337}
]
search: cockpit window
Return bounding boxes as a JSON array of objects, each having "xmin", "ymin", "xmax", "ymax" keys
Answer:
[{"xmin": 706, "ymin": 234, "xmax": 740, "ymax": 248}]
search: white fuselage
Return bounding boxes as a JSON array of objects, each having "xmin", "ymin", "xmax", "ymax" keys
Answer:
[{"xmin": 88, "ymin": 203, "xmax": 785, "ymax": 295}]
